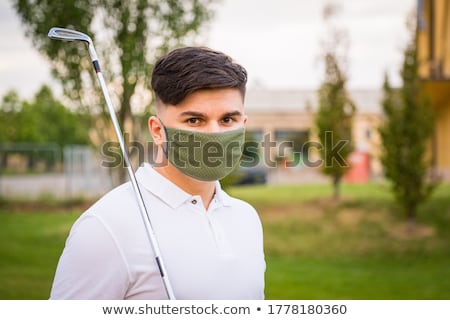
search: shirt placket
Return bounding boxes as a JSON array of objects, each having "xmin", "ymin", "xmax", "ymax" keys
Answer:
[
  {"xmin": 206, "ymin": 200, "xmax": 233, "ymax": 258},
  {"xmin": 189, "ymin": 195, "xmax": 233, "ymax": 257}
]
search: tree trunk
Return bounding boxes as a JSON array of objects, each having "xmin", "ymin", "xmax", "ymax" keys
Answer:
[
  {"xmin": 0, "ymin": 153, "xmax": 7, "ymax": 171},
  {"xmin": 117, "ymin": 84, "xmax": 133, "ymax": 184},
  {"xmin": 27, "ymin": 154, "xmax": 35, "ymax": 171},
  {"xmin": 333, "ymin": 173, "xmax": 341, "ymax": 200},
  {"xmin": 117, "ymin": 152, "xmax": 128, "ymax": 184},
  {"xmin": 406, "ymin": 203, "xmax": 416, "ymax": 226}
]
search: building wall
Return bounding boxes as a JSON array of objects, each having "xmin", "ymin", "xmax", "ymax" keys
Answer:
[
  {"xmin": 417, "ymin": 0, "xmax": 450, "ymax": 178},
  {"xmin": 246, "ymin": 112, "xmax": 313, "ymax": 133},
  {"xmin": 352, "ymin": 113, "xmax": 383, "ymax": 177},
  {"xmin": 418, "ymin": 0, "xmax": 450, "ymax": 79},
  {"xmin": 245, "ymin": 108, "xmax": 383, "ymax": 178},
  {"xmin": 435, "ymin": 102, "xmax": 450, "ymax": 178}
]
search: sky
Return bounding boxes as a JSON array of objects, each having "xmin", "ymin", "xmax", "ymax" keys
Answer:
[{"xmin": 0, "ymin": 0, "xmax": 416, "ymax": 99}]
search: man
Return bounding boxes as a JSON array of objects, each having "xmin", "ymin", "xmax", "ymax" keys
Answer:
[{"xmin": 50, "ymin": 47, "xmax": 265, "ymax": 300}]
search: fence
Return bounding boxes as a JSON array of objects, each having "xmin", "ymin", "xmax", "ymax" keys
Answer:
[{"xmin": 0, "ymin": 144, "xmax": 112, "ymax": 200}]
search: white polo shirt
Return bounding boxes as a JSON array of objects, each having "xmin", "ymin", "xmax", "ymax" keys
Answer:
[{"xmin": 50, "ymin": 163, "xmax": 265, "ymax": 299}]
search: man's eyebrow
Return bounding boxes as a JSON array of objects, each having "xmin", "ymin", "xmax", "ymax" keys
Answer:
[
  {"xmin": 222, "ymin": 110, "xmax": 243, "ymax": 118},
  {"xmin": 177, "ymin": 110, "xmax": 243, "ymax": 118},
  {"xmin": 178, "ymin": 111, "xmax": 207, "ymax": 118}
]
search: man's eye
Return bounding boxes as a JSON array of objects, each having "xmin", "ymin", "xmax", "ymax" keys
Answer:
[
  {"xmin": 187, "ymin": 118, "xmax": 200, "ymax": 124},
  {"xmin": 222, "ymin": 117, "xmax": 233, "ymax": 124}
]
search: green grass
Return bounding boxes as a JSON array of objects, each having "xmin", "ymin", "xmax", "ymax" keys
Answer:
[
  {"xmin": 228, "ymin": 183, "xmax": 450, "ymax": 299},
  {"xmin": 1, "ymin": 183, "xmax": 449, "ymax": 299},
  {"xmin": 0, "ymin": 211, "xmax": 80, "ymax": 299},
  {"xmin": 266, "ymin": 255, "xmax": 450, "ymax": 299}
]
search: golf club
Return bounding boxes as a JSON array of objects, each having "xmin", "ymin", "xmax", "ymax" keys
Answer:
[{"xmin": 48, "ymin": 27, "xmax": 176, "ymax": 300}]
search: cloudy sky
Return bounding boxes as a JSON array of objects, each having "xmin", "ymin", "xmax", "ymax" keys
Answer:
[{"xmin": 0, "ymin": 0, "xmax": 415, "ymax": 99}]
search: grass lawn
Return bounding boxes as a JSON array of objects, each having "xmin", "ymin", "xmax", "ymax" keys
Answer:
[
  {"xmin": 0, "ymin": 211, "xmax": 80, "ymax": 299},
  {"xmin": 1, "ymin": 183, "xmax": 449, "ymax": 299},
  {"xmin": 230, "ymin": 183, "xmax": 450, "ymax": 299}
]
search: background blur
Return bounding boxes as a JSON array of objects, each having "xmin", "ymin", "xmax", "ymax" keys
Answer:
[
  {"xmin": 1, "ymin": 0, "xmax": 414, "ymax": 98},
  {"xmin": 1, "ymin": 0, "xmax": 449, "ymax": 299}
]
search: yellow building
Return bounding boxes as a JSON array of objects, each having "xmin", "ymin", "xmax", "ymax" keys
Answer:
[{"xmin": 417, "ymin": 0, "xmax": 450, "ymax": 179}]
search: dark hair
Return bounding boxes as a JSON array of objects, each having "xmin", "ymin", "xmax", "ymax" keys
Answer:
[{"xmin": 151, "ymin": 47, "xmax": 247, "ymax": 106}]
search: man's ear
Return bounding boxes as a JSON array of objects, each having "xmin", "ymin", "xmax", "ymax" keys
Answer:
[{"xmin": 148, "ymin": 116, "xmax": 166, "ymax": 146}]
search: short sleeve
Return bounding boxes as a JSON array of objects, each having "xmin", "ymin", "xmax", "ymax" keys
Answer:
[{"xmin": 49, "ymin": 214, "xmax": 130, "ymax": 299}]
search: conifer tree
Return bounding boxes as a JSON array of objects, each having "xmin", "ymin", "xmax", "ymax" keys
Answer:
[
  {"xmin": 379, "ymin": 18, "xmax": 438, "ymax": 223},
  {"xmin": 316, "ymin": 4, "xmax": 355, "ymax": 199}
]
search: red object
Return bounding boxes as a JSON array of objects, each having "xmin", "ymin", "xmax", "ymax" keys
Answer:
[{"xmin": 344, "ymin": 151, "xmax": 370, "ymax": 183}]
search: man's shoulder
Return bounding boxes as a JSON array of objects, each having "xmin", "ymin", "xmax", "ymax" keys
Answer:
[
  {"xmin": 228, "ymin": 196, "xmax": 256, "ymax": 211},
  {"xmin": 72, "ymin": 182, "xmax": 145, "ymax": 240},
  {"xmin": 220, "ymin": 190, "xmax": 259, "ymax": 215},
  {"xmin": 85, "ymin": 182, "xmax": 138, "ymax": 217},
  {"xmin": 220, "ymin": 192, "xmax": 263, "ymax": 233}
]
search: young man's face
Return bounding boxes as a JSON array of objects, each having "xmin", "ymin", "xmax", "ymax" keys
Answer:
[
  {"xmin": 148, "ymin": 88, "xmax": 247, "ymax": 180},
  {"xmin": 155, "ymin": 88, "xmax": 247, "ymax": 132}
]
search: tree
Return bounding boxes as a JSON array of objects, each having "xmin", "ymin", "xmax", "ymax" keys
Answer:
[
  {"xmin": 0, "ymin": 86, "xmax": 90, "ymax": 171},
  {"xmin": 13, "ymin": 0, "xmax": 216, "ymax": 182},
  {"xmin": 0, "ymin": 90, "xmax": 22, "ymax": 169},
  {"xmin": 379, "ymin": 17, "xmax": 438, "ymax": 223},
  {"xmin": 315, "ymin": 4, "xmax": 356, "ymax": 200},
  {"xmin": 20, "ymin": 85, "xmax": 91, "ymax": 146},
  {"xmin": 0, "ymin": 90, "xmax": 22, "ymax": 143}
]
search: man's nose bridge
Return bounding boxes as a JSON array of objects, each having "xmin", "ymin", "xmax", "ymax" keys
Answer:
[{"xmin": 204, "ymin": 121, "xmax": 221, "ymax": 133}]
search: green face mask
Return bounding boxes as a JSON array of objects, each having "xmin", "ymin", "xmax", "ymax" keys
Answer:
[{"xmin": 163, "ymin": 126, "xmax": 245, "ymax": 181}]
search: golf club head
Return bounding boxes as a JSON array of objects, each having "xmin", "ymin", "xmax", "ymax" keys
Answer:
[{"xmin": 48, "ymin": 27, "xmax": 92, "ymax": 44}]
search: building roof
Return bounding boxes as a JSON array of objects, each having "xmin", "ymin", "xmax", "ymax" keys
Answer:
[{"xmin": 245, "ymin": 89, "xmax": 383, "ymax": 114}]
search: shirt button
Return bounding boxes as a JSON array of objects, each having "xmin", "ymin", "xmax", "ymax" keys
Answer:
[{"xmin": 191, "ymin": 199, "xmax": 197, "ymax": 205}]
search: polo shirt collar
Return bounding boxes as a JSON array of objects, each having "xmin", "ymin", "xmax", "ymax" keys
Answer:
[
  {"xmin": 135, "ymin": 163, "xmax": 231, "ymax": 209},
  {"xmin": 213, "ymin": 181, "xmax": 232, "ymax": 207}
]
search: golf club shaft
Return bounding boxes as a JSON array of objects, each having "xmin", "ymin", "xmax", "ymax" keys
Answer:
[
  {"xmin": 47, "ymin": 27, "xmax": 176, "ymax": 299},
  {"xmin": 48, "ymin": 27, "xmax": 175, "ymax": 300},
  {"xmin": 93, "ymin": 54, "xmax": 176, "ymax": 300},
  {"xmin": 95, "ymin": 69, "xmax": 176, "ymax": 300}
]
